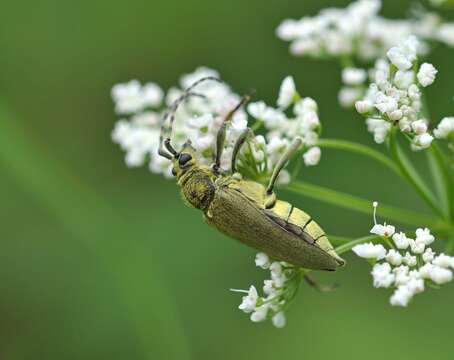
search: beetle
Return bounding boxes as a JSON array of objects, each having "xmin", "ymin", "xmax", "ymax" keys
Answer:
[{"xmin": 158, "ymin": 77, "xmax": 345, "ymax": 271}]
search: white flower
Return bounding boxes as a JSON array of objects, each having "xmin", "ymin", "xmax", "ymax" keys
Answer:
[
  {"xmin": 419, "ymin": 263, "xmax": 435, "ymax": 279},
  {"xmin": 276, "ymin": 170, "xmax": 291, "ymax": 187},
  {"xmin": 403, "ymin": 252, "xmax": 417, "ymax": 267},
  {"xmin": 387, "ymin": 48, "xmax": 412, "ymax": 71},
  {"xmin": 411, "ymin": 120, "xmax": 428, "ymax": 135},
  {"xmin": 248, "ymin": 101, "xmax": 268, "ymax": 119},
  {"xmin": 111, "ymin": 80, "xmax": 163, "ymax": 114},
  {"xmin": 396, "ymin": 233, "xmax": 411, "ymax": 247},
  {"xmin": 386, "ymin": 36, "xmax": 418, "ymax": 71},
  {"xmin": 390, "ymin": 286, "xmax": 413, "ymax": 307},
  {"xmin": 303, "ymin": 147, "xmax": 321, "ymax": 166},
  {"xmin": 429, "ymin": 266, "xmax": 453, "ymax": 285},
  {"xmin": 263, "ymin": 280, "xmax": 277, "ymax": 296},
  {"xmin": 412, "ymin": 133, "xmax": 433, "ymax": 150},
  {"xmin": 352, "ymin": 242, "xmax": 386, "ymax": 260},
  {"xmin": 422, "ymin": 248, "xmax": 435, "ymax": 263},
  {"xmin": 355, "ymin": 100, "xmax": 373, "ymax": 114},
  {"xmin": 374, "ymin": 93, "xmax": 398, "ymax": 113},
  {"xmin": 370, "ymin": 224, "xmax": 395, "ymax": 238},
  {"xmin": 255, "ymin": 253, "xmax": 271, "ymax": 269},
  {"xmin": 388, "ymin": 110, "xmax": 403, "ymax": 121},
  {"xmin": 233, "ymin": 254, "xmax": 302, "ymax": 327},
  {"xmin": 417, "ymin": 63, "xmax": 438, "ymax": 87},
  {"xmin": 272, "ymin": 312, "xmax": 286, "ymax": 328},
  {"xmin": 415, "ymin": 228, "xmax": 435, "ymax": 245},
  {"xmin": 277, "ymin": 76, "xmax": 297, "ymax": 108},
  {"xmin": 407, "ymin": 84, "xmax": 421, "ymax": 100},
  {"xmin": 338, "ymin": 87, "xmax": 363, "ymax": 108},
  {"xmin": 433, "ymin": 254, "xmax": 454, "ymax": 269},
  {"xmin": 434, "ymin": 117, "xmax": 454, "ymax": 139},
  {"xmin": 406, "ymin": 278, "xmax": 424, "ymax": 294},
  {"xmin": 393, "ymin": 265, "xmax": 410, "ymax": 286},
  {"xmin": 270, "ymin": 262, "xmax": 287, "ymax": 287},
  {"xmin": 386, "ymin": 249, "xmax": 402, "ymax": 266},
  {"xmin": 294, "ymin": 98, "xmax": 317, "ymax": 115},
  {"xmin": 409, "ymin": 239, "xmax": 425, "ymax": 254},
  {"xmin": 366, "ymin": 118, "xmax": 391, "ymax": 144},
  {"xmin": 342, "ymin": 67, "xmax": 367, "ymax": 85},
  {"xmin": 250, "ymin": 304, "xmax": 269, "ymax": 322},
  {"xmin": 438, "ymin": 24, "xmax": 454, "ymax": 46},
  {"xmin": 371, "ymin": 262, "xmax": 395, "ymax": 288},
  {"xmin": 238, "ymin": 286, "xmax": 259, "ymax": 313},
  {"xmin": 394, "ymin": 70, "xmax": 414, "ymax": 89}
]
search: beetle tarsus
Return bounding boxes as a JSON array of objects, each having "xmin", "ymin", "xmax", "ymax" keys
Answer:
[{"xmin": 303, "ymin": 274, "xmax": 338, "ymax": 292}]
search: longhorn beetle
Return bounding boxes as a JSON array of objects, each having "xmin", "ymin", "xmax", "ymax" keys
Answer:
[{"xmin": 158, "ymin": 77, "xmax": 345, "ymax": 271}]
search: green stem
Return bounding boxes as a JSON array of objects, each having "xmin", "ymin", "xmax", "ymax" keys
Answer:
[
  {"xmin": 318, "ymin": 138, "xmax": 401, "ymax": 177},
  {"xmin": 430, "ymin": 142, "xmax": 454, "ymax": 221},
  {"xmin": 426, "ymin": 149, "xmax": 449, "ymax": 217},
  {"xmin": 251, "ymin": 120, "xmax": 263, "ymax": 132},
  {"xmin": 388, "ymin": 128, "xmax": 444, "ymax": 218},
  {"xmin": 326, "ymin": 235, "xmax": 352, "ymax": 246},
  {"xmin": 286, "ymin": 181, "xmax": 446, "ymax": 230},
  {"xmin": 335, "ymin": 235, "xmax": 381, "ymax": 255}
]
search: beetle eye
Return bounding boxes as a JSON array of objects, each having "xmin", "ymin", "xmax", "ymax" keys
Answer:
[
  {"xmin": 172, "ymin": 167, "xmax": 177, "ymax": 176},
  {"xmin": 179, "ymin": 153, "xmax": 192, "ymax": 166}
]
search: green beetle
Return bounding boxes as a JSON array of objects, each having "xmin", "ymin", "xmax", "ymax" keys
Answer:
[{"xmin": 158, "ymin": 77, "xmax": 345, "ymax": 271}]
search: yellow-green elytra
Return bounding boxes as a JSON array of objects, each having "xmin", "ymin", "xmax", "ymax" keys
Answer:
[{"xmin": 158, "ymin": 77, "xmax": 345, "ymax": 271}]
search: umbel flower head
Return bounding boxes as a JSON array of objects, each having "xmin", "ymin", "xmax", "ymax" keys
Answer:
[
  {"xmin": 354, "ymin": 36, "xmax": 437, "ymax": 151},
  {"xmin": 276, "ymin": 0, "xmax": 454, "ymax": 61},
  {"xmin": 353, "ymin": 202, "xmax": 453, "ymax": 307},
  {"xmin": 111, "ymin": 67, "xmax": 324, "ymax": 185},
  {"xmin": 231, "ymin": 253, "xmax": 303, "ymax": 328}
]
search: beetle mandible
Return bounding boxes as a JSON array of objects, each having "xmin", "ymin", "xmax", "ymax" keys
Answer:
[{"xmin": 158, "ymin": 77, "xmax": 345, "ymax": 271}]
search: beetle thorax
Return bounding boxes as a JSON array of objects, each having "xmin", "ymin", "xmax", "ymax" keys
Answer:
[{"xmin": 178, "ymin": 168, "xmax": 216, "ymax": 211}]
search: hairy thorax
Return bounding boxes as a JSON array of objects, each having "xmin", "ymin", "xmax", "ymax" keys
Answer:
[{"xmin": 178, "ymin": 168, "xmax": 216, "ymax": 211}]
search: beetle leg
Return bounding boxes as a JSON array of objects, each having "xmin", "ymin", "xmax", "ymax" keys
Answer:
[
  {"xmin": 231, "ymin": 127, "xmax": 254, "ymax": 173},
  {"xmin": 303, "ymin": 274, "xmax": 338, "ymax": 293},
  {"xmin": 266, "ymin": 137, "xmax": 303, "ymax": 195}
]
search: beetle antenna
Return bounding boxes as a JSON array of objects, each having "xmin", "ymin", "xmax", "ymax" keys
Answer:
[
  {"xmin": 224, "ymin": 91, "xmax": 254, "ymax": 123},
  {"xmin": 158, "ymin": 77, "xmax": 223, "ymax": 159}
]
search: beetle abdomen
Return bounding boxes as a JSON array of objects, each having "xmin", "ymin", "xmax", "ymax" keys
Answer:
[
  {"xmin": 205, "ymin": 187, "xmax": 344, "ymax": 270},
  {"xmin": 264, "ymin": 200, "xmax": 344, "ymax": 266}
]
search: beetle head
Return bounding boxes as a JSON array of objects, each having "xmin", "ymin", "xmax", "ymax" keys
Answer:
[{"xmin": 171, "ymin": 140, "xmax": 198, "ymax": 178}]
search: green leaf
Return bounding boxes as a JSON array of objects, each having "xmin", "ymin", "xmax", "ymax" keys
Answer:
[
  {"xmin": 318, "ymin": 138, "xmax": 401, "ymax": 177},
  {"xmin": 287, "ymin": 181, "xmax": 445, "ymax": 230}
]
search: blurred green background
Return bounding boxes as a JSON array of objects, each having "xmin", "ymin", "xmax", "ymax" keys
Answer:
[{"xmin": 1, "ymin": 0, "xmax": 454, "ymax": 359}]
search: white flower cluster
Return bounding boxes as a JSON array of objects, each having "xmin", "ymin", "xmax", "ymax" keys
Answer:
[
  {"xmin": 434, "ymin": 117, "xmax": 454, "ymax": 140},
  {"xmin": 353, "ymin": 202, "xmax": 453, "ymax": 307},
  {"xmin": 276, "ymin": 0, "xmax": 454, "ymax": 61},
  {"xmin": 232, "ymin": 253, "xmax": 302, "ymax": 328},
  {"xmin": 112, "ymin": 67, "xmax": 246, "ymax": 177},
  {"xmin": 111, "ymin": 69, "xmax": 324, "ymax": 184},
  {"xmin": 246, "ymin": 76, "xmax": 322, "ymax": 174},
  {"xmin": 355, "ymin": 37, "xmax": 436, "ymax": 150}
]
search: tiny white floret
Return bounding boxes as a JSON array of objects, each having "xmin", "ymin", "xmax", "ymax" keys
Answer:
[
  {"xmin": 303, "ymin": 147, "xmax": 321, "ymax": 166},
  {"xmin": 352, "ymin": 243, "xmax": 386, "ymax": 260},
  {"xmin": 255, "ymin": 253, "xmax": 271, "ymax": 269},
  {"xmin": 277, "ymin": 76, "xmax": 297, "ymax": 108},
  {"xmin": 417, "ymin": 63, "xmax": 438, "ymax": 87}
]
